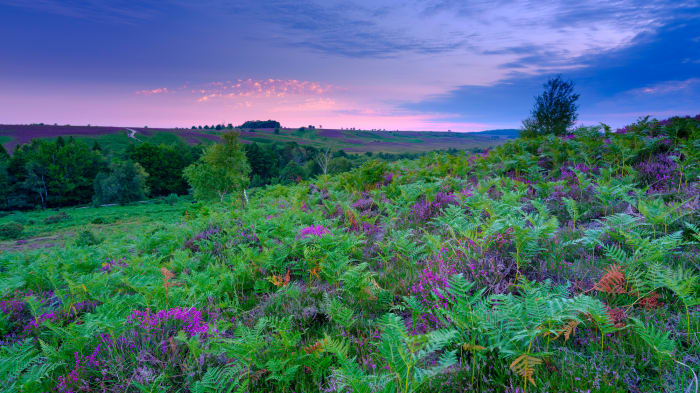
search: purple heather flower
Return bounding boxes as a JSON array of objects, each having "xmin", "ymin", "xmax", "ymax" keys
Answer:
[
  {"xmin": 127, "ymin": 307, "xmax": 215, "ymax": 337},
  {"xmin": 383, "ymin": 172, "xmax": 395, "ymax": 185},
  {"xmin": 101, "ymin": 257, "xmax": 128, "ymax": 273},
  {"xmin": 298, "ymin": 225, "xmax": 331, "ymax": 239}
]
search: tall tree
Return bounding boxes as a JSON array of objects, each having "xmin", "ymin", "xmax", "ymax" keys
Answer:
[
  {"xmin": 93, "ymin": 160, "xmax": 149, "ymax": 205},
  {"xmin": 183, "ymin": 131, "xmax": 251, "ymax": 202},
  {"xmin": 522, "ymin": 76, "xmax": 580, "ymax": 136}
]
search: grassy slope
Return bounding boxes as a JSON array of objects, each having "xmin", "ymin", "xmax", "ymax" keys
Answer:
[{"xmin": 0, "ymin": 117, "xmax": 697, "ymax": 393}]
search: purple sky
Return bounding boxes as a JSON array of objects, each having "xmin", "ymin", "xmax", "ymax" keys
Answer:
[{"xmin": 0, "ymin": 0, "xmax": 698, "ymax": 131}]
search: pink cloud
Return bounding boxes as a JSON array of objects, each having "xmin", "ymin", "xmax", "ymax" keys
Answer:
[
  {"xmin": 195, "ymin": 78, "xmax": 332, "ymax": 102},
  {"xmin": 136, "ymin": 87, "xmax": 169, "ymax": 95}
]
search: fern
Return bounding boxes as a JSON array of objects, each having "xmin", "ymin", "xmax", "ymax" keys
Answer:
[
  {"xmin": 192, "ymin": 364, "xmax": 248, "ymax": 393},
  {"xmin": 510, "ymin": 353, "xmax": 542, "ymax": 390},
  {"xmin": 326, "ymin": 296, "xmax": 355, "ymax": 329}
]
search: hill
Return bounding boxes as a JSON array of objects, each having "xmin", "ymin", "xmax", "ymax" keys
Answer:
[
  {"xmin": 0, "ymin": 124, "xmax": 518, "ymax": 154},
  {"xmin": 0, "ymin": 115, "xmax": 698, "ymax": 392}
]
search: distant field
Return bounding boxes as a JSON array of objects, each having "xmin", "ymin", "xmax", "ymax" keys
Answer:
[{"xmin": 0, "ymin": 124, "xmax": 518, "ymax": 154}]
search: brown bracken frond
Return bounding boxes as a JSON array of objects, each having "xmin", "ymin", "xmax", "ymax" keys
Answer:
[
  {"xmin": 268, "ymin": 270, "xmax": 291, "ymax": 287},
  {"xmin": 555, "ymin": 320, "xmax": 580, "ymax": 342},
  {"xmin": 638, "ymin": 291, "xmax": 664, "ymax": 310},
  {"xmin": 594, "ymin": 264, "xmax": 626, "ymax": 294},
  {"xmin": 510, "ymin": 353, "xmax": 542, "ymax": 389},
  {"xmin": 605, "ymin": 306, "xmax": 627, "ymax": 328},
  {"xmin": 462, "ymin": 343, "xmax": 486, "ymax": 352},
  {"xmin": 303, "ymin": 338, "xmax": 327, "ymax": 355}
]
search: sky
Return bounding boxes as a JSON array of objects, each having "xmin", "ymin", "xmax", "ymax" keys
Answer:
[{"xmin": 0, "ymin": 0, "xmax": 698, "ymax": 131}]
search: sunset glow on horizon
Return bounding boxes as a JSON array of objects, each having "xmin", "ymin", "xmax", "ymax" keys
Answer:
[{"xmin": 1, "ymin": 1, "xmax": 698, "ymax": 130}]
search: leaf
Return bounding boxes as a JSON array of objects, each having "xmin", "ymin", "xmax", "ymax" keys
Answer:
[
  {"xmin": 555, "ymin": 320, "xmax": 580, "ymax": 342},
  {"xmin": 593, "ymin": 264, "xmax": 626, "ymax": 294},
  {"xmin": 510, "ymin": 353, "xmax": 542, "ymax": 388}
]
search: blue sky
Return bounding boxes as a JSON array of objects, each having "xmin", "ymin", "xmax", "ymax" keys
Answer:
[{"xmin": 0, "ymin": 0, "xmax": 698, "ymax": 130}]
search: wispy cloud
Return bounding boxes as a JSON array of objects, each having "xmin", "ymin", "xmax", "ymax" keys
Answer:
[
  {"xmin": 631, "ymin": 78, "xmax": 700, "ymax": 95},
  {"xmin": 0, "ymin": 0, "xmax": 159, "ymax": 23},
  {"xmin": 195, "ymin": 79, "xmax": 333, "ymax": 102},
  {"xmin": 136, "ymin": 87, "xmax": 169, "ymax": 95}
]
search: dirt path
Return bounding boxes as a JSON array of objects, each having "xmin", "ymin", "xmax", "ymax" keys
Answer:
[{"xmin": 126, "ymin": 128, "xmax": 142, "ymax": 141}]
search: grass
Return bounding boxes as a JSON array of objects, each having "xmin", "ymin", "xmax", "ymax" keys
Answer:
[{"xmin": 0, "ymin": 198, "xmax": 192, "ymax": 251}]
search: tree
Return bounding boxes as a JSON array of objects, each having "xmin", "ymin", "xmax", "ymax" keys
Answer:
[
  {"xmin": 183, "ymin": 131, "xmax": 251, "ymax": 202},
  {"xmin": 0, "ymin": 144, "xmax": 8, "ymax": 160},
  {"xmin": 93, "ymin": 160, "xmax": 149, "ymax": 205},
  {"xmin": 127, "ymin": 142, "xmax": 198, "ymax": 197},
  {"xmin": 0, "ymin": 154, "xmax": 9, "ymax": 209},
  {"xmin": 279, "ymin": 161, "xmax": 306, "ymax": 184},
  {"xmin": 522, "ymin": 76, "xmax": 579, "ymax": 137},
  {"xmin": 9, "ymin": 138, "xmax": 104, "ymax": 208},
  {"xmin": 328, "ymin": 157, "xmax": 352, "ymax": 174},
  {"xmin": 315, "ymin": 146, "xmax": 332, "ymax": 175},
  {"xmin": 240, "ymin": 120, "xmax": 280, "ymax": 129}
]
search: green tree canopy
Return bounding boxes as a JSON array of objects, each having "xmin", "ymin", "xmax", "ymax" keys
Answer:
[
  {"xmin": 93, "ymin": 160, "xmax": 149, "ymax": 205},
  {"xmin": 9, "ymin": 138, "xmax": 105, "ymax": 208},
  {"xmin": 522, "ymin": 76, "xmax": 580, "ymax": 137},
  {"xmin": 183, "ymin": 131, "xmax": 251, "ymax": 202},
  {"xmin": 127, "ymin": 142, "xmax": 200, "ymax": 197}
]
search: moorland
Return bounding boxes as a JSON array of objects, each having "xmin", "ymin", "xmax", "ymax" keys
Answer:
[{"xmin": 0, "ymin": 115, "xmax": 699, "ymax": 393}]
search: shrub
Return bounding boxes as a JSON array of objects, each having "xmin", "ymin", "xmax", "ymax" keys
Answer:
[
  {"xmin": 0, "ymin": 222, "xmax": 24, "ymax": 240},
  {"xmin": 74, "ymin": 227, "xmax": 101, "ymax": 246},
  {"xmin": 90, "ymin": 216, "xmax": 113, "ymax": 224},
  {"xmin": 44, "ymin": 211, "xmax": 70, "ymax": 224},
  {"xmin": 164, "ymin": 193, "xmax": 179, "ymax": 206}
]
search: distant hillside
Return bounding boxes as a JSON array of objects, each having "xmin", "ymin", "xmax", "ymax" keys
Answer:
[
  {"xmin": 472, "ymin": 129, "xmax": 520, "ymax": 138},
  {"xmin": 0, "ymin": 124, "xmax": 518, "ymax": 154}
]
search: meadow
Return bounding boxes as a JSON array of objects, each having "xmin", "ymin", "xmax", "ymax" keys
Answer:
[{"xmin": 0, "ymin": 115, "xmax": 699, "ymax": 393}]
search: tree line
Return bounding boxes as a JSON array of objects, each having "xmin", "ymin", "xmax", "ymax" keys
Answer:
[{"xmin": 0, "ymin": 133, "xmax": 426, "ymax": 211}]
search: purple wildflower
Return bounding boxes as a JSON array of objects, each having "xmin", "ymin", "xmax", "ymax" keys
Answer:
[{"xmin": 298, "ymin": 225, "xmax": 331, "ymax": 239}]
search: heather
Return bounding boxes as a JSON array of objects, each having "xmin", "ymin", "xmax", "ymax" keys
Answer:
[{"xmin": 0, "ymin": 115, "xmax": 698, "ymax": 392}]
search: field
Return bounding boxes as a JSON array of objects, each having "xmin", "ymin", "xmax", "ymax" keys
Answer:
[
  {"xmin": 0, "ymin": 199, "xmax": 192, "ymax": 253},
  {"xmin": 0, "ymin": 116, "xmax": 698, "ymax": 393},
  {"xmin": 0, "ymin": 124, "xmax": 517, "ymax": 154}
]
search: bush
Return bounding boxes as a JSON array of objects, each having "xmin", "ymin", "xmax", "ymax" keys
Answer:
[
  {"xmin": 90, "ymin": 216, "xmax": 112, "ymax": 224},
  {"xmin": 74, "ymin": 227, "xmax": 101, "ymax": 246},
  {"xmin": 44, "ymin": 211, "xmax": 70, "ymax": 224},
  {"xmin": 0, "ymin": 222, "xmax": 24, "ymax": 240},
  {"xmin": 164, "ymin": 193, "xmax": 179, "ymax": 206}
]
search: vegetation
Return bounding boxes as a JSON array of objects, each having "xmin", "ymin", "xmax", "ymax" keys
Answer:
[
  {"xmin": 522, "ymin": 76, "xmax": 580, "ymax": 137},
  {"xmin": 0, "ymin": 115, "xmax": 698, "ymax": 393},
  {"xmin": 239, "ymin": 120, "xmax": 282, "ymax": 129},
  {"xmin": 93, "ymin": 160, "xmax": 150, "ymax": 205},
  {"xmin": 0, "ymin": 130, "xmax": 430, "ymax": 211},
  {"xmin": 183, "ymin": 132, "xmax": 251, "ymax": 203}
]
